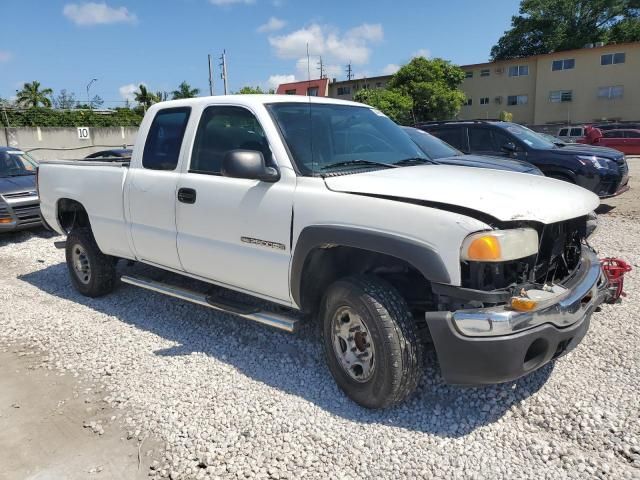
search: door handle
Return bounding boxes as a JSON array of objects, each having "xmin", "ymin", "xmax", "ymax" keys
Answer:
[{"xmin": 177, "ymin": 188, "xmax": 196, "ymax": 204}]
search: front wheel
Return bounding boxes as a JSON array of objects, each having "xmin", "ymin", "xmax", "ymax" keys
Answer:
[
  {"xmin": 320, "ymin": 275, "xmax": 423, "ymax": 409},
  {"xmin": 65, "ymin": 228, "xmax": 116, "ymax": 297}
]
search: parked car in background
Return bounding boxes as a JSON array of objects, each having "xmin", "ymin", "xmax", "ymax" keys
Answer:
[
  {"xmin": 0, "ymin": 147, "xmax": 41, "ymax": 232},
  {"xmin": 577, "ymin": 126, "xmax": 640, "ymax": 155},
  {"xmin": 85, "ymin": 148, "xmax": 132, "ymax": 160},
  {"xmin": 418, "ymin": 120, "xmax": 629, "ymax": 198},
  {"xmin": 402, "ymin": 127, "xmax": 543, "ymax": 175},
  {"xmin": 557, "ymin": 126, "xmax": 585, "ymax": 143}
]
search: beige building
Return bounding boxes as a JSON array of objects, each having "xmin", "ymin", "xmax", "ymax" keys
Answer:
[{"xmin": 322, "ymin": 42, "xmax": 640, "ymax": 126}]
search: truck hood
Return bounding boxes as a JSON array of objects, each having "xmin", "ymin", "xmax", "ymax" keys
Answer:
[
  {"xmin": 324, "ymin": 165, "xmax": 599, "ymax": 224},
  {"xmin": 0, "ymin": 174, "xmax": 37, "ymax": 196}
]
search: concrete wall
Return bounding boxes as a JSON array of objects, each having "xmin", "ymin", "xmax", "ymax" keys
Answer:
[{"xmin": 1, "ymin": 127, "xmax": 138, "ymax": 160}]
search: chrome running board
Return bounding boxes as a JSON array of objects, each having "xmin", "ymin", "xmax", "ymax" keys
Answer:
[{"xmin": 120, "ymin": 275, "xmax": 298, "ymax": 333}]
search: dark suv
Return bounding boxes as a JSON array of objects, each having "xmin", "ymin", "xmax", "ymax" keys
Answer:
[{"xmin": 417, "ymin": 120, "xmax": 629, "ymax": 198}]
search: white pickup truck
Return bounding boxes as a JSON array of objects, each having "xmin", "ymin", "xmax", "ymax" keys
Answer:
[{"xmin": 38, "ymin": 95, "xmax": 609, "ymax": 408}]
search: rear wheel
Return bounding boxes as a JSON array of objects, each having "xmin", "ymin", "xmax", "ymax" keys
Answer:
[
  {"xmin": 65, "ymin": 228, "xmax": 116, "ymax": 297},
  {"xmin": 320, "ymin": 275, "xmax": 423, "ymax": 409}
]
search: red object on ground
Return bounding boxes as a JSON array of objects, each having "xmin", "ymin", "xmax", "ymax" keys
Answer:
[
  {"xmin": 579, "ymin": 126, "xmax": 640, "ymax": 155},
  {"xmin": 600, "ymin": 257, "xmax": 633, "ymax": 303}
]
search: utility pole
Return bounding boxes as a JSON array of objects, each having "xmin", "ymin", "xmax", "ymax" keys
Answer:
[
  {"xmin": 346, "ymin": 62, "xmax": 353, "ymax": 81},
  {"xmin": 317, "ymin": 56, "xmax": 325, "ymax": 79},
  {"xmin": 219, "ymin": 50, "xmax": 228, "ymax": 95},
  {"xmin": 86, "ymin": 78, "xmax": 97, "ymax": 109},
  {"xmin": 208, "ymin": 54, "xmax": 214, "ymax": 96}
]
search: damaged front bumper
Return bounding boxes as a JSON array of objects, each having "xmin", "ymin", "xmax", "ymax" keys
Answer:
[{"xmin": 426, "ymin": 248, "xmax": 608, "ymax": 384}]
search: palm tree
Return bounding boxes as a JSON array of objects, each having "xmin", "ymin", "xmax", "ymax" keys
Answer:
[
  {"xmin": 171, "ymin": 81, "xmax": 200, "ymax": 99},
  {"xmin": 133, "ymin": 84, "xmax": 155, "ymax": 111},
  {"xmin": 16, "ymin": 81, "xmax": 53, "ymax": 108}
]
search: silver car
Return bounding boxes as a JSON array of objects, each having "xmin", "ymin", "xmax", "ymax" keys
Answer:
[{"xmin": 0, "ymin": 147, "xmax": 41, "ymax": 232}]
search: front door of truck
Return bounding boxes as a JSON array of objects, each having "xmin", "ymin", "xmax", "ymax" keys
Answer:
[
  {"xmin": 126, "ymin": 107, "xmax": 191, "ymax": 270},
  {"xmin": 175, "ymin": 105, "xmax": 295, "ymax": 303}
]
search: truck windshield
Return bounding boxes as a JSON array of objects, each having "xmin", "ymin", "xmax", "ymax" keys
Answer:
[
  {"xmin": 267, "ymin": 103, "xmax": 428, "ymax": 175},
  {"xmin": 0, "ymin": 150, "xmax": 38, "ymax": 177}
]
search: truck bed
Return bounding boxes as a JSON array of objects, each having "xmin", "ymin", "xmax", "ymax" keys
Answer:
[{"xmin": 38, "ymin": 159, "xmax": 135, "ymax": 259}]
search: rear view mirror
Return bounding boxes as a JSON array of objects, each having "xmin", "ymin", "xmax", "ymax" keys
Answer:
[
  {"xmin": 221, "ymin": 150, "xmax": 280, "ymax": 183},
  {"xmin": 501, "ymin": 142, "xmax": 518, "ymax": 154}
]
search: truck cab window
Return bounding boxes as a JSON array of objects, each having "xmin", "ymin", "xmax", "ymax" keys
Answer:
[
  {"xmin": 190, "ymin": 106, "xmax": 272, "ymax": 175},
  {"xmin": 142, "ymin": 107, "xmax": 191, "ymax": 171}
]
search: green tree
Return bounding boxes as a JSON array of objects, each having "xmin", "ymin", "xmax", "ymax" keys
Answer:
[
  {"xmin": 353, "ymin": 88, "xmax": 413, "ymax": 124},
  {"xmin": 16, "ymin": 81, "xmax": 53, "ymax": 108},
  {"xmin": 491, "ymin": 0, "xmax": 640, "ymax": 60},
  {"xmin": 171, "ymin": 81, "xmax": 200, "ymax": 99},
  {"xmin": 53, "ymin": 89, "xmax": 77, "ymax": 109},
  {"xmin": 236, "ymin": 86, "xmax": 274, "ymax": 94},
  {"xmin": 388, "ymin": 57, "xmax": 466, "ymax": 122},
  {"xmin": 133, "ymin": 84, "xmax": 155, "ymax": 111}
]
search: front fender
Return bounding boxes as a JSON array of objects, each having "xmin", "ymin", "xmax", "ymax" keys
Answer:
[{"xmin": 290, "ymin": 225, "xmax": 451, "ymax": 307}]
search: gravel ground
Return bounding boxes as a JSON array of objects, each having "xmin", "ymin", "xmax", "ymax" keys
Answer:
[{"xmin": 1, "ymin": 162, "xmax": 639, "ymax": 479}]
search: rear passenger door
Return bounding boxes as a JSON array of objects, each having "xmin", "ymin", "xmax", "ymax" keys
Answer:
[
  {"xmin": 126, "ymin": 107, "xmax": 191, "ymax": 270},
  {"xmin": 175, "ymin": 104, "xmax": 296, "ymax": 303}
]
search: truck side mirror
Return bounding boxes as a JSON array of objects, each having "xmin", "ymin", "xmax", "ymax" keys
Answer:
[
  {"xmin": 221, "ymin": 150, "xmax": 280, "ymax": 183},
  {"xmin": 501, "ymin": 142, "xmax": 518, "ymax": 154}
]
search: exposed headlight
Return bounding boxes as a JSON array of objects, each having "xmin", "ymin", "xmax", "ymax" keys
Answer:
[
  {"xmin": 461, "ymin": 228, "xmax": 539, "ymax": 262},
  {"xmin": 576, "ymin": 155, "xmax": 614, "ymax": 169}
]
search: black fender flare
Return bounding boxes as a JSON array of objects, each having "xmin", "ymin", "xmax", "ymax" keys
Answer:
[{"xmin": 290, "ymin": 225, "xmax": 451, "ymax": 307}]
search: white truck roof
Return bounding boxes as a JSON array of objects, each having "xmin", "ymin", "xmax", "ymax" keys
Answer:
[{"xmin": 147, "ymin": 94, "xmax": 367, "ymax": 111}]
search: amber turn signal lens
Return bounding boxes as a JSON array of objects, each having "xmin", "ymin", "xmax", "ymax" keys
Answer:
[
  {"xmin": 511, "ymin": 297, "xmax": 537, "ymax": 312},
  {"xmin": 467, "ymin": 235, "xmax": 502, "ymax": 261},
  {"xmin": 0, "ymin": 218, "xmax": 13, "ymax": 224}
]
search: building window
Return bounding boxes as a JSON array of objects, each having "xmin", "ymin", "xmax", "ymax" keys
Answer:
[
  {"xmin": 285, "ymin": 89, "xmax": 296, "ymax": 95},
  {"xmin": 465, "ymin": 71, "xmax": 473, "ymax": 78},
  {"xmin": 601, "ymin": 53, "xmax": 626, "ymax": 65},
  {"xmin": 337, "ymin": 86, "xmax": 351, "ymax": 95},
  {"xmin": 480, "ymin": 97, "xmax": 490, "ymax": 105},
  {"xmin": 508, "ymin": 65, "xmax": 529, "ymax": 77},
  {"xmin": 307, "ymin": 86, "xmax": 319, "ymax": 96},
  {"xmin": 375, "ymin": 82, "xmax": 383, "ymax": 88},
  {"xmin": 464, "ymin": 98, "xmax": 473, "ymax": 106},
  {"xmin": 549, "ymin": 90, "xmax": 573, "ymax": 102},
  {"xmin": 598, "ymin": 85, "xmax": 624, "ymax": 99},
  {"xmin": 480, "ymin": 69, "xmax": 490, "ymax": 77},
  {"xmin": 507, "ymin": 95, "xmax": 528, "ymax": 105},
  {"xmin": 552, "ymin": 58, "xmax": 575, "ymax": 71}
]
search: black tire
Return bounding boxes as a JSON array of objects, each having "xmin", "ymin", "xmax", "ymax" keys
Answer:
[
  {"xmin": 320, "ymin": 275, "xmax": 423, "ymax": 409},
  {"xmin": 65, "ymin": 228, "xmax": 116, "ymax": 297}
]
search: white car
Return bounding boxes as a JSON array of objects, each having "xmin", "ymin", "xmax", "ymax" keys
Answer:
[
  {"xmin": 556, "ymin": 126, "xmax": 585, "ymax": 143},
  {"xmin": 38, "ymin": 95, "xmax": 608, "ymax": 408}
]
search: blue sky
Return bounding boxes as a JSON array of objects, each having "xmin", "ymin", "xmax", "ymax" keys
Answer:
[{"xmin": 0, "ymin": 0, "xmax": 521, "ymax": 107}]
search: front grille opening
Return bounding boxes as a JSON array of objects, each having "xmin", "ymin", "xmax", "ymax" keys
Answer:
[
  {"xmin": 581, "ymin": 292, "xmax": 593, "ymax": 305},
  {"xmin": 523, "ymin": 338, "xmax": 548, "ymax": 371}
]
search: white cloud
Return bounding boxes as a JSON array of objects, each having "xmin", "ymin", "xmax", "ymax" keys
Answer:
[
  {"xmin": 0, "ymin": 50, "xmax": 12, "ymax": 62},
  {"xmin": 258, "ymin": 16, "xmax": 286, "ymax": 33},
  {"xmin": 382, "ymin": 63, "xmax": 400, "ymax": 75},
  {"xmin": 412, "ymin": 48, "xmax": 431, "ymax": 59},
  {"xmin": 267, "ymin": 74, "xmax": 295, "ymax": 89},
  {"xmin": 119, "ymin": 83, "xmax": 142, "ymax": 101},
  {"xmin": 209, "ymin": 0, "xmax": 255, "ymax": 5},
  {"xmin": 269, "ymin": 22, "xmax": 383, "ymax": 66},
  {"xmin": 63, "ymin": 2, "xmax": 137, "ymax": 26}
]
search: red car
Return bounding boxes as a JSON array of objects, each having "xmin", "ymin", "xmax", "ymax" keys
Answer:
[{"xmin": 578, "ymin": 126, "xmax": 640, "ymax": 155}]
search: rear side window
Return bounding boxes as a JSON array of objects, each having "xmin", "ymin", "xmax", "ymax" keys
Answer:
[
  {"xmin": 558, "ymin": 128, "xmax": 568, "ymax": 137},
  {"xmin": 431, "ymin": 127, "xmax": 466, "ymax": 151},
  {"xmin": 625, "ymin": 131, "xmax": 640, "ymax": 138},
  {"xmin": 190, "ymin": 106, "xmax": 272, "ymax": 175},
  {"xmin": 142, "ymin": 107, "xmax": 191, "ymax": 171},
  {"xmin": 570, "ymin": 128, "xmax": 583, "ymax": 136}
]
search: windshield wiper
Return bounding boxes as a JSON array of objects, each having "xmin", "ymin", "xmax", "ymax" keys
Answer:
[
  {"xmin": 393, "ymin": 157, "xmax": 435, "ymax": 166},
  {"xmin": 320, "ymin": 159, "xmax": 398, "ymax": 171}
]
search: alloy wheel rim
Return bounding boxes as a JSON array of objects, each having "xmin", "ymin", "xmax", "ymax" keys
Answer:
[
  {"xmin": 71, "ymin": 244, "xmax": 91, "ymax": 285},
  {"xmin": 331, "ymin": 306, "xmax": 375, "ymax": 382}
]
